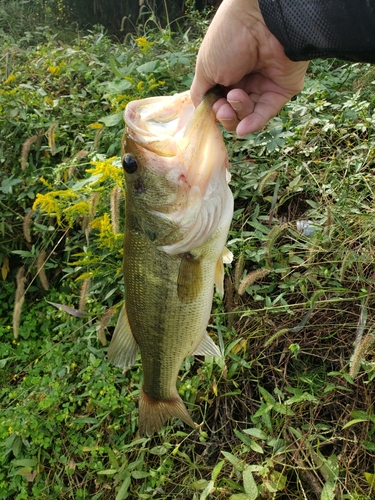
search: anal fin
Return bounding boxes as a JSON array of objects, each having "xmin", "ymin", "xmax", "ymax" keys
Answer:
[
  {"xmin": 107, "ymin": 304, "xmax": 139, "ymax": 369},
  {"xmin": 193, "ymin": 332, "xmax": 221, "ymax": 357}
]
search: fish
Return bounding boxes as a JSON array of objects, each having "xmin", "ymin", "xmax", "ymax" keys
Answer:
[{"xmin": 107, "ymin": 89, "xmax": 234, "ymax": 435}]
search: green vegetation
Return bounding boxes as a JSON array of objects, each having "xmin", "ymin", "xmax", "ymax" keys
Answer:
[{"xmin": 1, "ymin": 6, "xmax": 375, "ymax": 500}]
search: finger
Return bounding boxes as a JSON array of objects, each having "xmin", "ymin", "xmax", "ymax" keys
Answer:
[
  {"xmin": 190, "ymin": 71, "xmax": 216, "ymax": 108},
  {"xmin": 236, "ymin": 91, "xmax": 291, "ymax": 136},
  {"xmin": 225, "ymin": 88, "xmax": 256, "ymax": 121},
  {"xmin": 214, "ymin": 93, "xmax": 257, "ymax": 132}
]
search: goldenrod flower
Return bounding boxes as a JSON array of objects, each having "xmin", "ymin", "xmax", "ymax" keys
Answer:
[
  {"xmin": 135, "ymin": 37, "xmax": 154, "ymax": 53},
  {"xmin": 86, "ymin": 157, "xmax": 123, "ymax": 187},
  {"xmin": 4, "ymin": 74, "xmax": 16, "ymax": 85},
  {"xmin": 88, "ymin": 123, "xmax": 104, "ymax": 129}
]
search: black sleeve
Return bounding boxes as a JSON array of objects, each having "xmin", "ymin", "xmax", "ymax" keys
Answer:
[{"xmin": 258, "ymin": 0, "xmax": 375, "ymax": 63}]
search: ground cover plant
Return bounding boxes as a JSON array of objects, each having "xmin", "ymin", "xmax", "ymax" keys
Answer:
[{"xmin": 1, "ymin": 7, "xmax": 375, "ymax": 500}]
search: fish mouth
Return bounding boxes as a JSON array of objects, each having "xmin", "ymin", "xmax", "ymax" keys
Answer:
[
  {"xmin": 124, "ymin": 90, "xmax": 227, "ymax": 193},
  {"xmin": 124, "ymin": 91, "xmax": 193, "ymax": 157},
  {"xmin": 124, "ymin": 90, "xmax": 232, "ymax": 254}
]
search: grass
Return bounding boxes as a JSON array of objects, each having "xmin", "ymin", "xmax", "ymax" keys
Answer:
[{"xmin": 1, "ymin": 12, "xmax": 375, "ymax": 500}]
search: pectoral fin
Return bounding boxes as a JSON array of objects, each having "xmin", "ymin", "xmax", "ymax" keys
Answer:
[
  {"xmin": 193, "ymin": 331, "xmax": 221, "ymax": 357},
  {"xmin": 107, "ymin": 304, "xmax": 139, "ymax": 369},
  {"xmin": 177, "ymin": 253, "xmax": 202, "ymax": 303},
  {"xmin": 214, "ymin": 246, "xmax": 233, "ymax": 295},
  {"xmin": 222, "ymin": 246, "xmax": 233, "ymax": 264}
]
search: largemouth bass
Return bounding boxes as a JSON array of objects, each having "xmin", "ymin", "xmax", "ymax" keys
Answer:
[{"xmin": 108, "ymin": 90, "xmax": 233, "ymax": 435}]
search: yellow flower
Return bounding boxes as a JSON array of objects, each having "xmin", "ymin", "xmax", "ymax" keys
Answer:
[
  {"xmin": 39, "ymin": 176, "xmax": 53, "ymax": 188},
  {"xmin": 48, "ymin": 63, "xmax": 65, "ymax": 76},
  {"xmin": 135, "ymin": 37, "xmax": 154, "ymax": 53},
  {"xmin": 148, "ymin": 77, "xmax": 165, "ymax": 92},
  {"xmin": 33, "ymin": 190, "xmax": 79, "ymax": 225},
  {"xmin": 64, "ymin": 201, "xmax": 90, "ymax": 226},
  {"xmin": 86, "ymin": 157, "xmax": 123, "ymax": 187},
  {"xmin": 137, "ymin": 81, "xmax": 144, "ymax": 91},
  {"xmin": 88, "ymin": 123, "xmax": 104, "ymax": 129},
  {"xmin": 8, "ymin": 427, "xmax": 12, "ymax": 434},
  {"xmin": 4, "ymin": 74, "xmax": 16, "ymax": 85},
  {"xmin": 90, "ymin": 213, "xmax": 122, "ymax": 250}
]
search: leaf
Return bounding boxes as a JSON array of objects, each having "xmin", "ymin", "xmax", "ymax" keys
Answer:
[
  {"xmin": 321, "ymin": 481, "xmax": 335, "ymax": 500},
  {"xmin": 72, "ymin": 417, "xmax": 99, "ymax": 424},
  {"xmin": 12, "ymin": 436, "xmax": 22, "ymax": 458},
  {"xmin": 46, "ymin": 301, "xmax": 89, "ymax": 317},
  {"xmin": 258, "ymin": 386, "xmax": 276, "ymax": 404},
  {"xmin": 243, "ymin": 428, "xmax": 267, "ymax": 440},
  {"xmin": 97, "ymin": 469, "xmax": 117, "ymax": 475},
  {"xmin": 351, "ymin": 410, "xmax": 370, "ymax": 420},
  {"xmin": 270, "ymin": 471, "xmax": 287, "ymax": 491},
  {"xmin": 1, "ymin": 255, "xmax": 9, "ymax": 280},
  {"xmin": 243, "ymin": 469, "xmax": 259, "ymax": 500},
  {"xmin": 289, "ymin": 174, "xmax": 302, "ymax": 189},
  {"xmin": 286, "ymin": 392, "xmax": 317, "ymax": 404},
  {"xmin": 13, "ymin": 459, "xmax": 37, "ymax": 467},
  {"xmin": 15, "ymin": 467, "xmax": 32, "ymax": 476},
  {"xmin": 249, "ymin": 441, "xmax": 264, "ymax": 454},
  {"xmin": 136, "ymin": 60, "xmax": 159, "ymax": 73},
  {"xmin": 149, "ymin": 446, "xmax": 168, "ymax": 456},
  {"xmin": 115, "ymin": 476, "xmax": 131, "ymax": 500},
  {"xmin": 190, "ymin": 479, "xmax": 209, "ymax": 491},
  {"xmin": 109, "ymin": 57, "xmax": 136, "ymax": 78},
  {"xmin": 362, "ymin": 440, "xmax": 375, "ymax": 451},
  {"xmin": 131, "ymin": 470, "xmax": 150, "ymax": 479},
  {"xmin": 0, "ymin": 357, "xmax": 14, "ymax": 369},
  {"xmin": 234, "ymin": 429, "xmax": 252, "ymax": 446},
  {"xmin": 342, "ymin": 418, "xmax": 369, "ymax": 429},
  {"xmin": 103, "ymin": 80, "xmax": 132, "ymax": 94},
  {"xmin": 273, "ymin": 402, "xmax": 295, "ymax": 415},
  {"xmin": 212, "ymin": 460, "xmax": 225, "ymax": 481},
  {"xmin": 200, "ymin": 480, "xmax": 214, "ymax": 500},
  {"xmin": 71, "ymin": 174, "xmax": 102, "ymax": 190},
  {"xmin": 11, "ymin": 250, "xmax": 35, "ymax": 257},
  {"xmin": 0, "ymin": 177, "xmax": 22, "ymax": 194},
  {"xmin": 109, "ymin": 56, "xmax": 128, "ymax": 78},
  {"xmin": 253, "ymin": 404, "xmax": 273, "ymax": 418},
  {"xmin": 269, "ymin": 438, "xmax": 288, "ymax": 455},
  {"xmin": 222, "ymin": 451, "xmax": 244, "ymax": 471},
  {"xmin": 364, "ymin": 472, "xmax": 375, "ymax": 487},
  {"xmin": 99, "ymin": 111, "xmax": 123, "ymax": 127},
  {"xmin": 229, "ymin": 495, "xmax": 250, "ymax": 500},
  {"xmin": 26, "ymin": 470, "xmax": 37, "ymax": 482}
]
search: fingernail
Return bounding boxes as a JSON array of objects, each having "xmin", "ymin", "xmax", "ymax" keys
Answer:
[{"xmin": 228, "ymin": 99, "xmax": 242, "ymax": 111}]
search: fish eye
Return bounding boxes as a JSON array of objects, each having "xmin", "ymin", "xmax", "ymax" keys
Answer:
[{"xmin": 122, "ymin": 154, "xmax": 138, "ymax": 174}]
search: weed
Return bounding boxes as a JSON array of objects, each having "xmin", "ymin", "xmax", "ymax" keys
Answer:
[{"xmin": 1, "ymin": 17, "xmax": 375, "ymax": 500}]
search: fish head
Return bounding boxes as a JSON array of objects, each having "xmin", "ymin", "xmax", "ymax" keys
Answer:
[{"xmin": 123, "ymin": 90, "xmax": 233, "ymax": 252}]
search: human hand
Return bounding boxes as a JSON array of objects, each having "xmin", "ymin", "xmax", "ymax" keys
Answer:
[{"xmin": 190, "ymin": 0, "xmax": 309, "ymax": 136}]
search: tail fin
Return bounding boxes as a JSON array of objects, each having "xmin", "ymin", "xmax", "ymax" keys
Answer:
[{"xmin": 138, "ymin": 388, "xmax": 196, "ymax": 435}]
